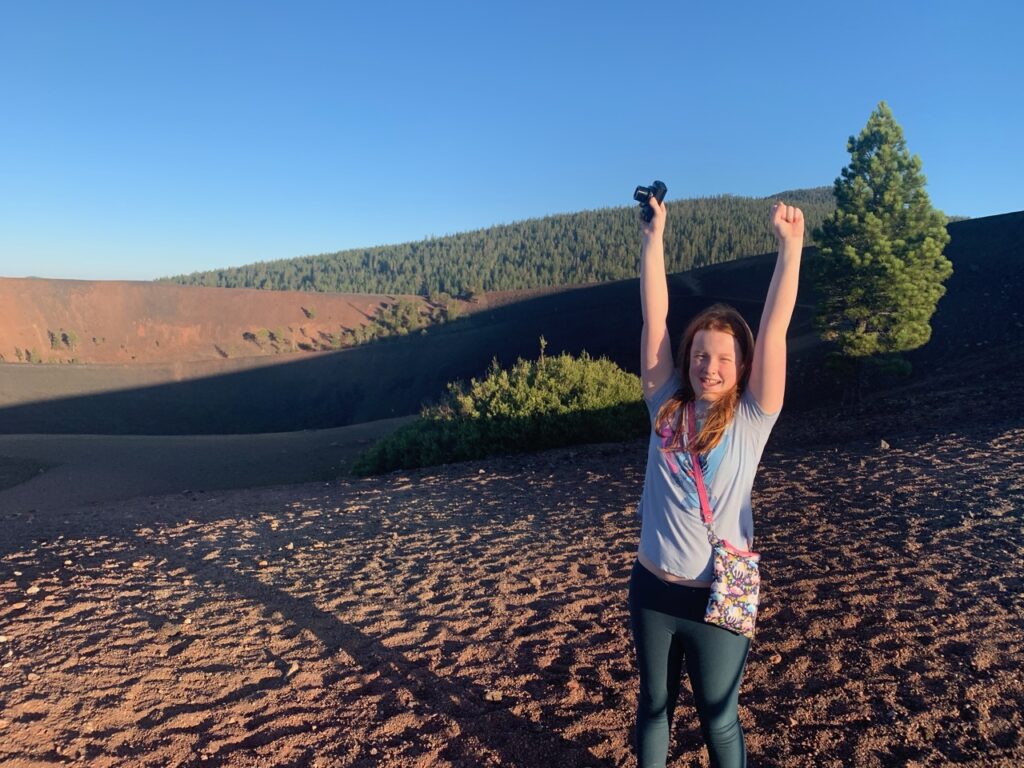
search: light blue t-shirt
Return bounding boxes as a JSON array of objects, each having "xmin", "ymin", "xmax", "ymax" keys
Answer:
[{"xmin": 637, "ymin": 373, "xmax": 780, "ymax": 582}]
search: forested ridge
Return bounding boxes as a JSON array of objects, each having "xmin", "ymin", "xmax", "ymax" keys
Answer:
[{"xmin": 163, "ymin": 187, "xmax": 838, "ymax": 296}]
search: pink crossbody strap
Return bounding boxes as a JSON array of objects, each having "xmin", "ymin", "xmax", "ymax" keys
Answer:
[
  {"xmin": 686, "ymin": 401, "xmax": 715, "ymax": 527},
  {"xmin": 686, "ymin": 402, "xmax": 760, "ymax": 558}
]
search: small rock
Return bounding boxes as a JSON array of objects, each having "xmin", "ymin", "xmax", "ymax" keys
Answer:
[
  {"xmin": 484, "ymin": 690, "xmax": 503, "ymax": 702},
  {"xmin": 370, "ymin": 747, "xmax": 379, "ymax": 756},
  {"xmin": 26, "ymin": 586, "xmax": 40, "ymax": 595},
  {"xmin": 0, "ymin": 636, "xmax": 7, "ymax": 643},
  {"xmin": 13, "ymin": 571, "xmax": 22, "ymax": 577},
  {"xmin": 63, "ymin": 560, "xmax": 73, "ymax": 567},
  {"xmin": 184, "ymin": 618, "xmax": 193, "ymax": 625},
  {"xmin": 28, "ymin": 672, "xmax": 40, "ymax": 681},
  {"xmin": 286, "ymin": 542, "xmax": 294, "ymax": 550},
  {"xmin": 12, "ymin": 602, "xmax": 27, "ymax": 610},
  {"xmin": 286, "ymin": 662, "xmax": 300, "ymax": 677},
  {"xmin": 258, "ymin": 560, "xmax": 269, "ymax": 567},
  {"xmin": 880, "ymin": 439, "xmax": 890, "ymax": 450},
  {"xmin": 788, "ymin": 716, "xmax": 798, "ymax": 727},
  {"xmin": 529, "ymin": 576, "xmax": 542, "ymax": 588},
  {"xmin": 769, "ymin": 653, "xmax": 783, "ymax": 665}
]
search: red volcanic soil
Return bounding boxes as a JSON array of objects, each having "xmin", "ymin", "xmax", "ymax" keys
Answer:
[
  {"xmin": 0, "ymin": 412, "xmax": 1021, "ymax": 767},
  {"xmin": 0, "ymin": 278, "xmax": 455, "ymax": 365},
  {"xmin": 0, "ymin": 276, "xmax": 564, "ymax": 368}
]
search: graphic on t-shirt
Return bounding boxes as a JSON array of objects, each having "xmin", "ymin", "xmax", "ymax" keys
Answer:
[{"xmin": 659, "ymin": 424, "xmax": 729, "ymax": 513}]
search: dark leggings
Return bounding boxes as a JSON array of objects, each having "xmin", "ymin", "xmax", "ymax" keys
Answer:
[{"xmin": 628, "ymin": 559, "xmax": 750, "ymax": 768}]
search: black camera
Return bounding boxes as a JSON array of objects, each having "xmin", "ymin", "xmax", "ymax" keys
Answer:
[{"xmin": 633, "ymin": 180, "xmax": 668, "ymax": 222}]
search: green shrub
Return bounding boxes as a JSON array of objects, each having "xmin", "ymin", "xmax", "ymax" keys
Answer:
[
  {"xmin": 48, "ymin": 328, "xmax": 78, "ymax": 350},
  {"xmin": 376, "ymin": 300, "xmax": 425, "ymax": 334},
  {"xmin": 351, "ymin": 340, "xmax": 648, "ymax": 475}
]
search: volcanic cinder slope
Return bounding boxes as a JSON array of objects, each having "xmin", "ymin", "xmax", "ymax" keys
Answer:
[{"xmin": 0, "ymin": 211, "xmax": 1020, "ymax": 435}]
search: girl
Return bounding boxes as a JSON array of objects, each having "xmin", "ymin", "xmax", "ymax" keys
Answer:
[{"xmin": 630, "ymin": 197, "xmax": 803, "ymax": 767}]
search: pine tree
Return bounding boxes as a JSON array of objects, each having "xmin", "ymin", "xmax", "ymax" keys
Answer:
[{"xmin": 812, "ymin": 102, "xmax": 952, "ymax": 366}]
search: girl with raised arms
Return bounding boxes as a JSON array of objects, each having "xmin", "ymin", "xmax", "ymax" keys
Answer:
[{"xmin": 629, "ymin": 195, "xmax": 803, "ymax": 767}]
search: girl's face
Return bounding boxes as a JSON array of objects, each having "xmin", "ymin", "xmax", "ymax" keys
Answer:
[{"xmin": 688, "ymin": 329, "xmax": 742, "ymax": 402}]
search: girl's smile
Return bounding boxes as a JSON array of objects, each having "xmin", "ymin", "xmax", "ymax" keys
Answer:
[{"xmin": 689, "ymin": 329, "xmax": 742, "ymax": 401}]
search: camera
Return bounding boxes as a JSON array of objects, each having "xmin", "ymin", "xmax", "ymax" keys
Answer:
[{"xmin": 634, "ymin": 180, "xmax": 668, "ymax": 222}]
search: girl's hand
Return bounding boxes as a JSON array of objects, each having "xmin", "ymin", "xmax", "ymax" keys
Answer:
[
  {"xmin": 641, "ymin": 197, "xmax": 667, "ymax": 240},
  {"xmin": 771, "ymin": 201, "xmax": 804, "ymax": 247}
]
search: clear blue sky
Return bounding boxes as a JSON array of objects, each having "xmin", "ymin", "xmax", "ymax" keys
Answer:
[{"xmin": 1, "ymin": 1, "xmax": 1021, "ymax": 281}]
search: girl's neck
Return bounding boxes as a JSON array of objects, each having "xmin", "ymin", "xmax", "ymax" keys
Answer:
[{"xmin": 693, "ymin": 399, "xmax": 713, "ymax": 419}]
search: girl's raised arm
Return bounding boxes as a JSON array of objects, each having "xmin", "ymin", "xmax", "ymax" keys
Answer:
[
  {"xmin": 748, "ymin": 201, "xmax": 804, "ymax": 414},
  {"xmin": 640, "ymin": 199, "xmax": 674, "ymax": 398}
]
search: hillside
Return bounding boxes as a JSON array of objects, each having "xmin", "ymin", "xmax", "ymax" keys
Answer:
[
  {"xmin": 0, "ymin": 279, "xmax": 456, "ymax": 366},
  {"xmin": 0, "ymin": 211, "xmax": 1018, "ymax": 435},
  {"xmin": 162, "ymin": 188, "xmax": 838, "ymax": 296}
]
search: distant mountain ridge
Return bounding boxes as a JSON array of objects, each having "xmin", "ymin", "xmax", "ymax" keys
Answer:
[{"xmin": 162, "ymin": 187, "xmax": 838, "ymax": 296}]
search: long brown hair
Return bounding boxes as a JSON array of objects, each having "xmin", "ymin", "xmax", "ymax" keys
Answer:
[{"xmin": 655, "ymin": 303, "xmax": 755, "ymax": 454}]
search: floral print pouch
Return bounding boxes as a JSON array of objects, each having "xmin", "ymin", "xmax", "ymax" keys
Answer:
[{"xmin": 705, "ymin": 536, "xmax": 760, "ymax": 639}]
